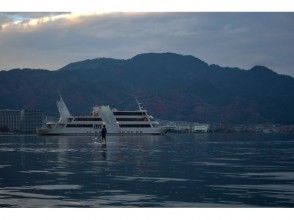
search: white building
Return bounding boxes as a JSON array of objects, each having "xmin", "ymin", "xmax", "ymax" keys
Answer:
[
  {"xmin": 20, "ymin": 109, "xmax": 44, "ymax": 133},
  {"xmin": 0, "ymin": 109, "xmax": 21, "ymax": 132},
  {"xmin": 192, "ymin": 124, "xmax": 210, "ymax": 132}
]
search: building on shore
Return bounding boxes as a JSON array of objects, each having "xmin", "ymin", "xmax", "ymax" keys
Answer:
[
  {"xmin": 20, "ymin": 109, "xmax": 45, "ymax": 134},
  {"xmin": 192, "ymin": 124, "xmax": 210, "ymax": 132},
  {"xmin": 158, "ymin": 119, "xmax": 210, "ymax": 133},
  {"xmin": 0, "ymin": 109, "xmax": 21, "ymax": 132}
]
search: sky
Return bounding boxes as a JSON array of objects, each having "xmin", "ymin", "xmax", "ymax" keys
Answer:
[{"xmin": 0, "ymin": 12, "xmax": 293, "ymax": 76}]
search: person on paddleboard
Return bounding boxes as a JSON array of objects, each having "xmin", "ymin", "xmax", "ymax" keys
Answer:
[{"xmin": 101, "ymin": 125, "xmax": 107, "ymax": 144}]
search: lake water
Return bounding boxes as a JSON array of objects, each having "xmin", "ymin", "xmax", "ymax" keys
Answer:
[{"xmin": 0, "ymin": 133, "xmax": 294, "ymax": 207}]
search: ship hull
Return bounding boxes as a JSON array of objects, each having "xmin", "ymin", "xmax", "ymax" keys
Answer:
[{"xmin": 37, "ymin": 126, "xmax": 165, "ymax": 136}]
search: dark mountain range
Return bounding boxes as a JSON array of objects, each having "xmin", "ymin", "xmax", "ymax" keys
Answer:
[{"xmin": 1, "ymin": 52, "xmax": 294, "ymax": 124}]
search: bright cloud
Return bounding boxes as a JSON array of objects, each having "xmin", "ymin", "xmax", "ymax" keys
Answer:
[{"xmin": 0, "ymin": 12, "xmax": 107, "ymax": 31}]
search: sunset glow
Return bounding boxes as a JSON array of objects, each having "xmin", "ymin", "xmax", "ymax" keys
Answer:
[{"xmin": 1, "ymin": 12, "xmax": 108, "ymax": 31}]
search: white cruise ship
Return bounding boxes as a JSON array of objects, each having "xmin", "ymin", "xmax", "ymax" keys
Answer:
[{"xmin": 37, "ymin": 96, "xmax": 166, "ymax": 135}]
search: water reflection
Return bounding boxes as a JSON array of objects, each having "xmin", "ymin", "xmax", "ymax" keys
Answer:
[{"xmin": 0, "ymin": 133, "xmax": 294, "ymax": 207}]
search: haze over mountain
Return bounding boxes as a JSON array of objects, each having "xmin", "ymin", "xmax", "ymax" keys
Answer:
[{"xmin": 1, "ymin": 52, "xmax": 293, "ymax": 124}]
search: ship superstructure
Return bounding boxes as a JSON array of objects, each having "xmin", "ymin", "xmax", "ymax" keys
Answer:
[{"xmin": 37, "ymin": 96, "xmax": 165, "ymax": 135}]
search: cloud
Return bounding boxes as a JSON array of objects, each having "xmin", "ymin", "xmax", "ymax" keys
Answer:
[
  {"xmin": 0, "ymin": 12, "xmax": 110, "ymax": 31},
  {"xmin": 0, "ymin": 12, "xmax": 293, "ymax": 76}
]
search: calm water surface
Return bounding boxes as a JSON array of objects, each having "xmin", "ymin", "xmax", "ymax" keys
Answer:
[{"xmin": 0, "ymin": 133, "xmax": 294, "ymax": 207}]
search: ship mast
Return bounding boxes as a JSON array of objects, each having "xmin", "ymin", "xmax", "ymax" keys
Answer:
[{"xmin": 135, "ymin": 97, "xmax": 143, "ymax": 111}]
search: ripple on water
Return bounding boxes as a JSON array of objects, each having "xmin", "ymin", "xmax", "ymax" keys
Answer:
[
  {"xmin": 0, "ymin": 188, "xmax": 62, "ymax": 199},
  {"xmin": 19, "ymin": 170, "xmax": 74, "ymax": 176},
  {"xmin": 236, "ymin": 172, "xmax": 294, "ymax": 181},
  {"xmin": 114, "ymin": 176, "xmax": 188, "ymax": 183},
  {"xmin": 0, "ymin": 164, "xmax": 11, "ymax": 168},
  {"xmin": 191, "ymin": 161, "xmax": 229, "ymax": 166},
  {"xmin": 32, "ymin": 185, "xmax": 82, "ymax": 190},
  {"xmin": 212, "ymin": 184, "xmax": 294, "ymax": 195}
]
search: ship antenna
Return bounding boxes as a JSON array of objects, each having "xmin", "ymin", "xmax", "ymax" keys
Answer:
[
  {"xmin": 135, "ymin": 97, "xmax": 143, "ymax": 111},
  {"xmin": 57, "ymin": 90, "xmax": 62, "ymax": 100}
]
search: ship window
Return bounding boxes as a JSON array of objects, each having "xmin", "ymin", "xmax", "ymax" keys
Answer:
[
  {"xmin": 113, "ymin": 112, "xmax": 146, "ymax": 116},
  {"xmin": 94, "ymin": 124, "xmax": 101, "ymax": 129},
  {"xmin": 66, "ymin": 124, "xmax": 93, "ymax": 128},
  {"xmin": 74, "ymin": 117, "xmax": 102, "ymax": 121},
  {"xmin": 116, "ymin": 118, "xmax": 147, "ymax": 121},
  {"xmin": 119, "ymin": 124, "xmax": 151, "ymax": 128}
]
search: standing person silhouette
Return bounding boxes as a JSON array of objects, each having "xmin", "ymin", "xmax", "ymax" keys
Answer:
[{"xmin": 101, "ymin": 125, "xmax": 107, "ymax": 145}]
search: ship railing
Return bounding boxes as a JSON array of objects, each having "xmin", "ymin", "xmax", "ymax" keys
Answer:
[{"xmin": 43, "ymin": 116, "xmax": 59, "ymax": 124}]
